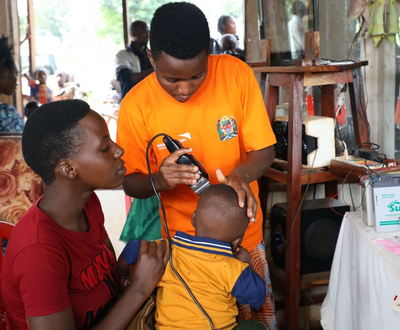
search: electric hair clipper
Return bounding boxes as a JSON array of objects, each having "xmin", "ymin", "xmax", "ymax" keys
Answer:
[{"xmin": 163, "ymin": 135, "xmax": 211, "ymax": 195}]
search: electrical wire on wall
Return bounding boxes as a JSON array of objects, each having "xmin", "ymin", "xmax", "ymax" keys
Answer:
[{"xmin": 145, "ymin": 133, "xmax": 215, "ymax": 330}]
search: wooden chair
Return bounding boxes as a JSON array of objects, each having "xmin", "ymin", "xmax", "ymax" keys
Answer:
[{"xmin": 0, "ymin": 221, "xmax": 15, "ymax": 329}]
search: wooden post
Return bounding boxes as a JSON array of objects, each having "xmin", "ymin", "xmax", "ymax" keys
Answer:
[
  {"xmin": 27, "ymin": 0, "xmax": 36, "ymax": 75},
  {"xmin": 0, "ymin": 0, "xmax": 23, "ymax": 115},
  {"xmin": 244, "ymin": 0, "xmax": 260, "ymax": 60},
  {"xmin": 122, "ymin": 0, "xmax": 130, "ymax": 48},
  {"xmin": 297, "ymin": 31, "xmax": 321, "ymax": 66},
  {"xmin": 284, "ymin": 73, "xmax": 304, "ymax": 330},
  {"xmin": 348, "ymin": 67, "xmax": 370, "ymax": 146}
]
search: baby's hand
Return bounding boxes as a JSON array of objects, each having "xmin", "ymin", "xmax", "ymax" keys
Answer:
[
  {"xmin": 232, "ymin": 246, "xmax": 252, "ymax": 264},
  {"xmin": 120, "ymin": 275, "xmax": 131, "ymax": 287}
]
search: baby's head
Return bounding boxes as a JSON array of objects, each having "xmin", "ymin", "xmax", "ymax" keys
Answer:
[{"xmin": 191, "ymin": 184, "xmax": 249, "ymax": 246}]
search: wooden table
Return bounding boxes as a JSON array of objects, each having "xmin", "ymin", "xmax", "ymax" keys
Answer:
[{"xmin": 253, "ymin": 61, "xmax": 369, "ymax": 330}]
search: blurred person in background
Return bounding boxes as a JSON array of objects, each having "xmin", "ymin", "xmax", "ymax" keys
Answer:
[
  {"xmin": 0, "ymin": 35, "xmax": 25, "ymax": 131},
  {"xmin": 217, "ymin": 15, "xmax": 245, "ymax": 57},
  {"xmin": 115, "ymin": 20, "xmax": 154, "ymax": 101},
  {"xmin": 209, "ymin": 37, "xmax": 221, "ymax": 54},
  {"xmin": 23, "ymin": 67, "xmax": 52, "ymax": 104},
  {"xmin": 52, "ymin": 70, "xmax": 76, "ymax": 101},
  {"xmin": 220, "ymin": 34, "xmax": 246, "ymax": 62},
  {"xmin": 288, "ymin": 0, "xmax": 307, "ymax": 59},
  {"xmin": 24, "ymin": 100, "xmax": 40, "ymax": 119}
]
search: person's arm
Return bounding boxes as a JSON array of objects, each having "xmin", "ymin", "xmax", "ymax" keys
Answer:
[
  {"xmin": 231, "ymin": 266, "xmax": 267, "ymax": 309},
  {"xmin": 27, "ymin": 240, "xmax": 169, "ymax": 330},
  {"xmin": 123, "ymin": 147, "xmax": 201, "ymax": 198},
  {"xmin": 130, "ymin": 68, "xmax": 154, "ymax": 83},
  {"xmin": 117, "ymin": 253, "xmax": 130, "ymax": 286},
  {"xmin": 22, "ymin": 69, "xmax": 33, "ymax": 85},
  {"xmin": 20, "ymin": 25, "xmax": 32, "ymax": 45},
  {"xmin": 116, "ymin": 68, "xmax": 134, "ymax": 86},
  {"xmin": 216, "ymin": 146, "xmax": 275, "ymax": 222},
  {"xmin": 232, "ymin": 246, "xmax": 252, "ymax": 264},
  {"xmin": 117, "ymin": 240, "xmax": 141, "ymax": 286}
]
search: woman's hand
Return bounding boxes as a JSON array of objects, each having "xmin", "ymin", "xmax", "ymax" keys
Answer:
[
  {"xmin": 216, "ymin": 168, "xmax": 257, "ymax": 223},
  {"xmin": 156, "ymin": 148, "xmax": 200, "ymax": 191},
  {"xmin": 120, "ymin": 274, "xmax": 130, "ymax": 288},
  {"xmin": 128, "ymin": 240, "xmax": 169, "ymax": 297}
]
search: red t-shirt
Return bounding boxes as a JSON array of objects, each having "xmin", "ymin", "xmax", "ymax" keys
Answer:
[{"xmin": 1, "ymin": 192, "xmax": 119, "ymax": 329}]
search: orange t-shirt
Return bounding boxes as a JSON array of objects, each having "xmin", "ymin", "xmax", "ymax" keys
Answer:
[{"xmin": 117, "ymin": 54, "xmax": 276, "ymax": 251}]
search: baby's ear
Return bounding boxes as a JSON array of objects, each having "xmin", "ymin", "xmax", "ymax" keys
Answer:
[
  {"xmin": 191, "ymin": 211, "xmax": 196, "ymax": 228},
  {"xmin": 230, "ymin": 236, "xmax": 242, "ymax": 252}
]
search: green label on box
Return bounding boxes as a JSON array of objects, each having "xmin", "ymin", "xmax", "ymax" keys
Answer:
[
  {"xmin": 388, "ymin": 200, "xmax": 400, "ymax": 212},
  {"xmin": 379, "ymin": 220, "xmax": 400, "ymax": 226},
  {"xmin": 382, "ymin": 194, "xmax": 396, "ymax": 198}
]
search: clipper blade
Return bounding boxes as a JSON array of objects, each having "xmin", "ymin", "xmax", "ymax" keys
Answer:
[{"xmin": 191, "ymin": 177, "xmax": 211, "ymax": 195}]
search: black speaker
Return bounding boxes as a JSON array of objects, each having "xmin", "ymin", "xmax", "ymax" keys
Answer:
[
  {"xmin": 272, "ymin": 120, "xmax": 317, "ymax": 165},
  {"xmin": 270, "ymin": 198, "xmax": 349, "ymax": 275}
]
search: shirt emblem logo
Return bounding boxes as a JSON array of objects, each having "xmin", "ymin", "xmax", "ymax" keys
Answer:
[
  {"xmin": 217, "ymin": 115, "xmax": 237, "ymax": 141},
  {"xmin": 178, "ymin": 132, "xmax": 191, "ymax": 140}
]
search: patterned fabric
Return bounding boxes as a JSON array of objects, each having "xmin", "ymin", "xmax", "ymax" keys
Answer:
[
  {"xmin": 0, "ymin": 104, "xmax": 25, "ymax": 132},
  {"xmin": 0, "ymin": 135, "xmax": 42, "ymax": 224},
  {"xmin": 28, "ymin": 79, "xmax": 52, "ymax": 104},
  {"xmin": 238, "ymin": 241, "xmax": 278, "ymax": 330}
]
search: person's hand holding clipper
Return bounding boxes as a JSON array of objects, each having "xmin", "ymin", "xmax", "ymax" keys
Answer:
[{"xmin": 162, "ymin": 135, "xmax": 211, "ymax": 195}]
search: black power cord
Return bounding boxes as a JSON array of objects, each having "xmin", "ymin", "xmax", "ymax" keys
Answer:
[
  {"xmin": 145, "ymin": 133, "xmax": 215, "ymax": 330},
  {"xmin": 353, "ymin": 142, "xmax": 382, "ymax": 162}
]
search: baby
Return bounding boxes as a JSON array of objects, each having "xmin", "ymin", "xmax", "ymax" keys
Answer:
[{"xmin": 118, "ymin": 184, "xmax": 267, "ymax": 330}]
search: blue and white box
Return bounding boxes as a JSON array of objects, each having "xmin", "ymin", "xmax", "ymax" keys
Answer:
[{"xmin": 372, "ymin": 175, "xmax": 400, "ymax": 233}]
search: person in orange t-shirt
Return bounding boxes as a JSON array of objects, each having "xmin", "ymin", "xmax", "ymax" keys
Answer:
[{"xmin": 117, "ymin": 3, "xmax": 278, "ymax": 329}]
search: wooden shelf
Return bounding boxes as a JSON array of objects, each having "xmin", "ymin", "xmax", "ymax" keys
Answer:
[
  {"xmin": 265, "ymin": 161, "xmax": 340, "ymax": 185},
  {"xmin": 255, "ymin": 61, "xmax": 369, "ymax": 330},
  {"xmin": 269, "ymin": 261, "xmax": 330, "ymax": 312},
  {"xmin": 269, "ymin": 261, "xmax": 330, "ymax": 289}
]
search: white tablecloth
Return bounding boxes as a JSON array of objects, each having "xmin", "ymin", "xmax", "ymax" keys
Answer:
[{"xmin": 321, "ymin": 211, "xmax": 400, "ymax": 330}]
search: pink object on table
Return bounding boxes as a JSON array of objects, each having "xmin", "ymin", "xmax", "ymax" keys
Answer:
[{"xmin": 373, "ymin": 238, "xmax": 400, "ymax": 254}]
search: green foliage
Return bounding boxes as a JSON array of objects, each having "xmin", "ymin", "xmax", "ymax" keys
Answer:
[
  {"xmin": 96, "ymin": 0, "xmax": 170, "ymax": 46},
  {"xmin": 19, "ymin": 0, "xmax": 244, "ymax": 47},
  {"xmin": 32, "ymin": 0, "xmax": 69, "ymax": 41},
  {"xmin": 129, "ymin": 0, "xmax": 170, "ymax": 22},
  {"xmin": 19, "ymin": 16, "xmax": 28, "ymax": 41},
  {"xmin": 96, "ymin": 0, "xmax": 124, "ymax": 45}
]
